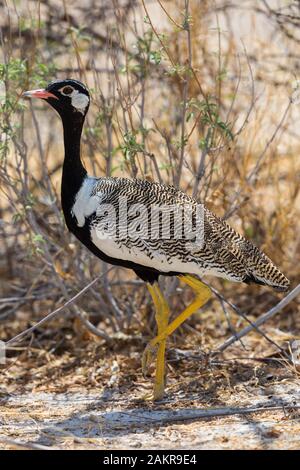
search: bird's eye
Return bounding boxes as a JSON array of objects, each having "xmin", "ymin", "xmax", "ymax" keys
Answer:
[{"xmin": 61, "ymin": 86, "xmax": 74, "ymax": 95}]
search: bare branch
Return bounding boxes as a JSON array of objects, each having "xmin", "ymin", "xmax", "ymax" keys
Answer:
[
  {"xmin": 217, "ymin": 284, "xmax": 300, "ymax": 352},
  {"xmin": 5, "ymin": 275, "xmax": 111, "ymax": 346}
]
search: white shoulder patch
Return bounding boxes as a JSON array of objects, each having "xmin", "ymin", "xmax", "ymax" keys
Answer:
[
  {"xmin": 71, "ymin": 91, "xmax": 89, "ymax": 114},
  {"xmin": 72, "ymin": 177, "xmax": 101, "ymax": 227}
]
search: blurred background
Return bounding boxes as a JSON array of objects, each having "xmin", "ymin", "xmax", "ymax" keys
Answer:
[{"xmin": 0, "ymin": 0, "xmax": 299, "ymax": 397}]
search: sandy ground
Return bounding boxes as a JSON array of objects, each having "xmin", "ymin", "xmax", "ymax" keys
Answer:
[
  {"xmin": 1, "ymin": 379, "xmax": 299, "ymax": 450},
  {"xmin": 1, "ymin": 322, "xmax": 300, "ymax": 450}
]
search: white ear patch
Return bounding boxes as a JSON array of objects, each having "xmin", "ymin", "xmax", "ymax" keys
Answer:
[{"xmin": 71, "ymin": 90, "xmax": 89, "ymax": 114}]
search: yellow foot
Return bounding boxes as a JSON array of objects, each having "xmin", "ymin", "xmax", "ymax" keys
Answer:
[
  {"xmin": 140, "ymin": 381, "xmax": 165, "ymax": 402},
  {"xmin": 143, "ymin": 275, "xmax": 211, "ymax": 402},
  {"xmin": 153, "ymin": 380, "xmax": 165, "ymax": 401},
  {"xmin": 142, "ymin": 340, "xmax": 167, "ymax": 400}
]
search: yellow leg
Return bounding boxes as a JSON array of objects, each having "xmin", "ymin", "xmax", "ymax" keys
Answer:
[
  {"xmin": 144, "ymin": 282, "xmax": 170, "ymax": 401},
  {"xmin": 142, "ymin": 275, "xmax": 211, "ymax": 392}
]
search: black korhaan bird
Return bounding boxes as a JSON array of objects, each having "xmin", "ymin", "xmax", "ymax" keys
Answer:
[{"xmin": 23, "ymin": 79, "xmax": 290, "ymax": 400}]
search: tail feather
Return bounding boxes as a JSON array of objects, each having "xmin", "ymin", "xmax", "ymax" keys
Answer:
[
  {"xmin": 244, "ymin": 271, "xmax": 290, "ymax": 292},
  {"xmin": 204, "ymin": 209, "xmax": 290, "ymax": 292},
  {"xmin": 240, "ymin": 240, "xmax": 290, "ymax": 292}
]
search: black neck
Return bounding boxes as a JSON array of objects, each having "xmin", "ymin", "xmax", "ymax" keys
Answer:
[{"xmin": 61, "ymin": 114, "xmax": 87, "ymax": 217}]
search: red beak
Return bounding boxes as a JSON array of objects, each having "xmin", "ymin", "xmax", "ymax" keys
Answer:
[{"xmin": 22, "ymin": 89, "xmax": 58, "ymax": 100}]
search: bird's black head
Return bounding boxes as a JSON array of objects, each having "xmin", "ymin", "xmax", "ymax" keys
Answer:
[{"xmin": 23, "ymin": 79, "xmax": 90, "ymax": 119}]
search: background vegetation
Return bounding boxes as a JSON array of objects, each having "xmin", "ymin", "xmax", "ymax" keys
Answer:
[{"xmin": 0, "ymin": 0, "xmax": 299, "ymax": 402}]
